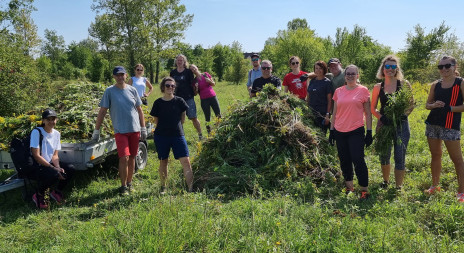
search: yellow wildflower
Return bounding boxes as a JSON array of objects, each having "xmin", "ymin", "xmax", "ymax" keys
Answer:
[{"xmin": 0, "ymin": 117, "xmax": 5, "ymax": 124}]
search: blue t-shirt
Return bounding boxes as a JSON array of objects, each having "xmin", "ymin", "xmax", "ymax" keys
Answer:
[
  {"xmin": 307, "ymin": 77, "xmax": 333, "ymax": 113},
  {"xmin": 246, "ymin": 68, "xmax": 262, "ymax": 88},
  {"xmin": 99, "ymin": 85, "xmax": 142, "ymax": 134}
]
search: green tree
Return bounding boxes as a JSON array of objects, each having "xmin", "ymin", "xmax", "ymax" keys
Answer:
[
  {"xmin": 224, "ymin": 54, "xmax": 248, "ymax": 84},
  {"xmin": 287, "ymin": 18, "xmax": 308, "ymax": 31},
  {"xmin": 41, "ymin": 29, "xmax": 66, "ymax": 62}
]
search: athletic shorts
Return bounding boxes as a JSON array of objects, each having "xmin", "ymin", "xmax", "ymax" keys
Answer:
[
  {"xmin": 185, "ymin": 98, "xmax": 197, "ymax": 119},
  {"xmin": 425, "ymin": 124, "xmax": 460, "ymax": 141},
  {"xmin": 115, "ymin": 132, "xmax": 140, "ymax": 158},
  {"xmin": 154, "ymin": 135, "xmax": 189, "ymax": 160}
]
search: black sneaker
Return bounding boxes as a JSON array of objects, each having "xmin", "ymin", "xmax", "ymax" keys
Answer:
[
  {"xmin": 126, "ymin": 182, "xmax": 135, "ymax": 193},
  {"xmin": 119, "ymin": 186, "xmax": 129, "ymax": 196},
  {"xmin": 380, "ymin": 181, "xmax": 389, "ymax": 189},
  {"xmin": 160, "ymin": 186, "xmax": 167, "ymax": 194},
  {"xmin": 206, "ymin": 125, "xmax": 211, "ymax": 134}
]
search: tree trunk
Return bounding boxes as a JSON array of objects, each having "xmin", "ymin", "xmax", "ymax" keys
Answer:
[{"xmin": 155, "ymin": 60, "xmax": 160, "ymax": 84}]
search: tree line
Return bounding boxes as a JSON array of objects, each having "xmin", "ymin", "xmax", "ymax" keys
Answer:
[{"xmin": 1, "ymin": 1, "xmax": 463, "ymax": 117}]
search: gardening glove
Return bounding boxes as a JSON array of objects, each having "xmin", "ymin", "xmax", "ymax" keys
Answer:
[
  {"xmin": 91, "ymin": 129, "xmax": 100, "ymax": 141},
  {"xmin": 300, "ymin": 73, "xmax": 309, "ymax": 82},
  {"xmin": 329, "ymin": 129, "xmax": 335, "ymax": 146},
  {"xmin": 365, "ymin": 130, "xmax": 373, "ymax": 148},
  {"xmin": 140, "ymin": 127, "xmax": 147, "ymax": 141},
  {"xmin": 380, "ymin": 115, "xmax": 391, "ymax": 126}
]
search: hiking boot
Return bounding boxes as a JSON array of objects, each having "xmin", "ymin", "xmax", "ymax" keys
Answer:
[
  {"xmin": 457, "ymin": 193, "xmax": 464, "ymax": 203},
  {"xmin": 206, "ymin": 125, "xmax": 211, "ymax": 134},
  {"xmin": 424, "ymin": 186, "xmax": 441, "ymax": 195},
  {"xmin": 380, "ymin": 181, "xmax": 389, "ymax": 189},
  {"xmin": 126, "ymin": 182, "xmax": 135, "ymax": 193},
  {"xmin": 199, "ymin": 134, "xmax": 204, "ymax": 140},
  {"xmin": 50, "ymin": 190, "xmax": 64, "ymax": 205},
  {"xmin": 160, "ymin": 186, "xmax": 167, "ymax": 194},
  {"xmin": 359, "ymin": 191, "xmax": 370, "ymax": 200},
  {"xmin": 32, "ymin": 193, "xmax": 48, "ymax": 209},
  {"xmin": 344, "ymin": 187, "xmax": 354, "ymax": 195},
  {"xmin": 119, "ymin": 186, "xmax": 129, "ymax": 196}
]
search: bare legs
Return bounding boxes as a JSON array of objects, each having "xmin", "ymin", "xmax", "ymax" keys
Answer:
[
  {"xmin": 381, "ymin": 164, "xmax": 405, "ymax": 188},
  {"xmin": 158, "ymin": 157, "xmax": 193, "ymax": 192},
  {"xmin": 119, "ymin": 156, "xmax": 135, "ymax": 187},
  {"xmin": 191, "ymin": 118, "xmax": 202, "ymax": 136},
  {"xmin": 427, "ymin": 137, "xmax": 464, "ymax": 193}
]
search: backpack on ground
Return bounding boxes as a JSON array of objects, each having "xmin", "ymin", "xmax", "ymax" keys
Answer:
[{"xmin": 9, "ymin": 127, "xmax": 43, "ymax": 178}]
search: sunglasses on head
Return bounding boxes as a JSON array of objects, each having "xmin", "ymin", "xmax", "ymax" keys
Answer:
[
  {"xmin": 252, "ymin": 58, "xmax": 259, "ymax": 62},
  {"xmin": 437, "ymin": 63, "xmax": 455, "ymax": 70},
  {"xmin": 261, "ymin": 67, "xmax": 271, "ymax": 70},
  {"xmin": 165, "ymin": 84, "xmax": 176, "ymax": 88},
  {"xmin": 385, "ymin": 64, "xmax": 397, "ymax": 70},
  {"xmin": 136, "ymin": 69, "xmax": 143, "ymax": 71},
  {"xmin": 291, "ymin": 62, "xmax": 299, "ymax": 65}
]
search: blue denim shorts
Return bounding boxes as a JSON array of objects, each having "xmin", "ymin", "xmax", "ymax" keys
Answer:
[
  {"xmin": 154, "ymin": 135, "xmax": 189, "ymax": 160},
  {"xmin": 185, "ymin": 98, "xmax": 197, "ymax": 119}
]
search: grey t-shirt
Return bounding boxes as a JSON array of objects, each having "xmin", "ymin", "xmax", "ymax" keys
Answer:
[{"xmin": 99, "ymin": 85, "xmax": 142, "ymax": 134}]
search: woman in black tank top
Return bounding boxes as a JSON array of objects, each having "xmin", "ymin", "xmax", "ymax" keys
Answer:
[
  {"xmin": 371, "ymin": 55, "xmax": 414, "ymax": 189},
  {"xmin": 424, "ymin": 56, "xmax": 464, "ymax": 202}
]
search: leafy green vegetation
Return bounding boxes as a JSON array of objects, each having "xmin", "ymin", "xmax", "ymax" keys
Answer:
[{"xmin": 1, "ymin": 81, "xmax": 464, "ymax": 252}]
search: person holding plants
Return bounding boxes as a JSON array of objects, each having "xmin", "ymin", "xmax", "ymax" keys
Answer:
[
  {"xmin": 371, "ymin": 55, "xmax": 414, "ymax": 190},
  {"xmin": 306, "ymin": 60, "xmax": 333, "ymax": 134},
  {"xmin": 424, "ymin": 56, "xmax": 464, "ymax": 202},
  {"xmin": 92, "ymin": 66, "xmax": 147, "ymax": 196},
  {"xmin": 170, "ymin": 54, "xmax": 203, "ymax": 140},
  {"xmin": 128, "ymin": 64, "xmax": 153, "ymax": 106},
  {"xmin": 190, "ymin": 64, "xmax": 221, "ymax": 135},
  {"xmin": 283, "ymin": 56, "xmax": 308, "ymax": 100},
  {"xmin": 329, "ymin": 64, "xmax": 372, "ymax": 200},
  {"xmin": 30, "ymin": 109, "xmax": 75, "ymax": 209},
  {"xmin": 150, "ymin": 77, "xmax": 194, "ymax": 193}
]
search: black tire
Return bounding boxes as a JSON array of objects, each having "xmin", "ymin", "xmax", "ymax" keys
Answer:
[{"xmin": 135, "ymin": 141, "xmax": 148, "ymax": 172}]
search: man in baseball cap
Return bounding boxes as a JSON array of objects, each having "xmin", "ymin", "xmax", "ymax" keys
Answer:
[
  {"xmin": 327, "ymin": 58, "xmax": 345, "ymax": 90},
  {"xmin": 246, "ymin": 53, "xmax": 262, "ymax": 97},
  {"xmin": 113, "ymin": 66, "xmax": 127, "ymax": 75}
]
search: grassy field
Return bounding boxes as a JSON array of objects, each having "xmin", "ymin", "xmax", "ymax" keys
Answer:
[{"xmin": 1, "ymin": 80, "xmax": 464, "ymax": 252}]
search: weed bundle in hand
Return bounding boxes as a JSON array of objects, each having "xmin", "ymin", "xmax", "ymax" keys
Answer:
[
  {"xmin": 192, "ymin": 85, "xmax": 338, "ymax": 196},
  {"xmin": 374, "ymin": 85, "xmax": 414, "ymax": 155}
]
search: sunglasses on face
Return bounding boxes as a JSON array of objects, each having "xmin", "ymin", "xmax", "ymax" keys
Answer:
[
  {"xmin": 437, "ymin": 63, "xmax": 455, "ymax": 70},
  {"xmin": 345, "ymin": 72, "xmax": 357, "ymax": 76},
  {"xmin": 291, "ymin": 62, "xmax": 299, "ymax": 65},
  {"xmin": 252, "ymin": 58, "xmax": 259, "ymax": 62},
  {"xmin": 165, "ymin": 84, "xmax": 176, "ymax": 88},
  {"xmin": 136, "ymin": 69, "xmax": 143, "ymax": 71},
  {"xmin": 261, "ymin": 67, "xmax": 271, "ymax": 70},
  {"xmin": 385, "ymin": 64, "xmax": 397, "ymax": 70}
]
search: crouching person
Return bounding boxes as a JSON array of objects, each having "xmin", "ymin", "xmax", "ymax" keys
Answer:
[
  {"xmin": 31, "ymin": 109, "xmax": 75, "ymax": 209},
  {"xmin": 150, "ymin": 77, "xmax": 194, "ymax": 193}
]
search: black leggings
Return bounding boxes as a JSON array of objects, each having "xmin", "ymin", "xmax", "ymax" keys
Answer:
[
  {"xmin": 200, "ymin": 96, "xmax": 221, "ymax": 122},
  {"xmin": 29, "ymin": 162, "xmax": 75, "ymax": 195},
  {"xmin": 335, "ymin": 127, "xmax": 369, "ymax": 187}
]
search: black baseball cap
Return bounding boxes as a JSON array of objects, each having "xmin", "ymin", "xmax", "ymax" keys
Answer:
[
  {"xmin": 328, "ymin": 58, "xmax": 341, "ymax": 65},
  {"xmin": 42, "ymin": 109, "xmax": 57, "ymax": 119},
  {"xmin": 113, "ymin": 66, "xmax": 127, "ymax": 75},
  {"xmin": 251, "ymin": 53, "xmax": 260, "ymax": 59}
]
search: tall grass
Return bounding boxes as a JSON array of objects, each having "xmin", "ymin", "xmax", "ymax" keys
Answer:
[{"xmin": 1, "ymin": 80, "xmax": 464, "ymax": 252}]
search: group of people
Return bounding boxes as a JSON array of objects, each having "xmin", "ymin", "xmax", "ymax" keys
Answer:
[
  {"xmin": 26, "ymin": 53, "xmax": 464, "ymax": 209},
  {"xmin": 246, "ymin": 54, "xmax": 464, "ymax": 201}
]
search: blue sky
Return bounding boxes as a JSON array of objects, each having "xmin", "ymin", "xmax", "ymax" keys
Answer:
[{"xmin": 31, "ymin": 0, "xmax": 464, "ymax": 53}]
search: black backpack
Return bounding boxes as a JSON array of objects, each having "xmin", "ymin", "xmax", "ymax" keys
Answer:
[{"xmin": 10, "ymin": 127, "xmax": 43, "ymax": 178}]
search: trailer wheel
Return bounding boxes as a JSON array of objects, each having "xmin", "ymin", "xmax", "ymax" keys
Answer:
[{"xmin": 135, "ymin": 141, "xmax": 148, "ymax": 172}]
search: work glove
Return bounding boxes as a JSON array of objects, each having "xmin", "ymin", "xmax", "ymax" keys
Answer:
[
  {"xmin": 380, "ymin": 115, "xmax": 391, "ymax": 126},
  {"xmin": 365, "ymin": 130, "xmax": 373, "ymax": 148},
  {"xmin": 91, "ymin": 129, "xmax": 100, "ymax": 141},
  {"xmin": 300, "ymin": 73, "xmax": 309, "ymax": 82},
  {"xmin": 140, "ymin": 127, "xmax": 147, "ymax": 141},
  {"xmin": 329, "ymin": 129, "xmax": 335, "ymax": 146}
]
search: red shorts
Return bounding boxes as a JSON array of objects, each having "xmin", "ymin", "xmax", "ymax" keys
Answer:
[{"xmin": 115, "ymin": 132, "xmax": 140, "ymax": 158}]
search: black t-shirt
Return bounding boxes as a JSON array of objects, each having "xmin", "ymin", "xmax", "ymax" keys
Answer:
[
  {"xmin": 307, "ymin": 77, "xmax": 333, "ymax": 113},
  {"xmin": 251, "ymin": 75, "xmax": 281, "ymax": 94},
  {"xmin": 170, "ymin": 68, "xmax": 195, "ymax": 100},
  {"xmin": 150, "ymin": 96, "xmax": 189, "ymax": 136}
]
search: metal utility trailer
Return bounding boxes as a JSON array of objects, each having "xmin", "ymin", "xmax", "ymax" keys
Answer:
[{"xmin": 0, "ymin": 123, "xmax": 154, "ymax": 194}]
